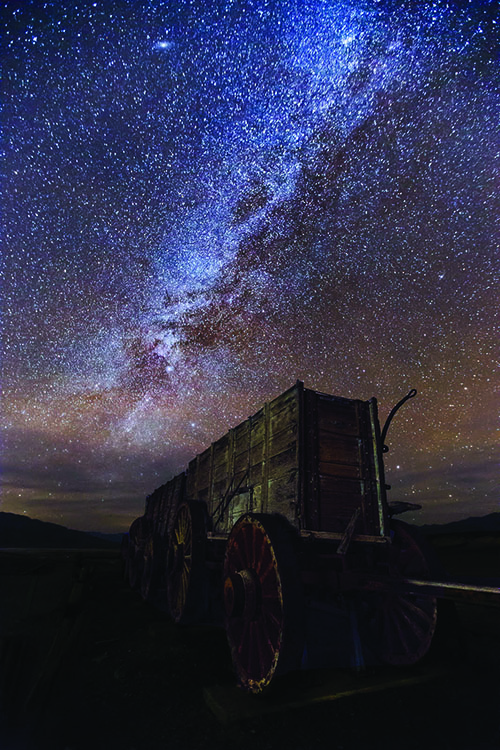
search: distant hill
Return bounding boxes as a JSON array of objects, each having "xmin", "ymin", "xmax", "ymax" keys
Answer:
[
  {"xmin": 88, "ymin": 530, "xmax": 125, "ymax": 545},
  {"xmin": 419, "ymin": 512, "xmax": 500, "ymax": 536},
  {"xmin": 0, "ymin": 512, "xmax": 121, "ymax": 549}
]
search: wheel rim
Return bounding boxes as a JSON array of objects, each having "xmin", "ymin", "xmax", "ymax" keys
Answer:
[
  {"xmin": 167, "ymin": 504, "xmax": 193, "ymax": 622},
  {"xmin": 359, "ymin": 521, "xmax": 438, "ymax": 665},
  {"xmin": 224, "ymin": 515, "xmax": 294, "ymax": 693}
]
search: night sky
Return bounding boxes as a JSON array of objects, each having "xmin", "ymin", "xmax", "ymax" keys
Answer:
[{"xmin": 2, "ymin": 0, "xmax": 499, "ymax": 533}]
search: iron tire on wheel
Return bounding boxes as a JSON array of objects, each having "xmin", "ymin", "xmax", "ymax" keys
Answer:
[
  {"xmin": 358, "ymin": 519, "xmax": 438, "ymax": 666},
  {"xmin": 223, "ymin": 514, "xmax": 304, "ymax": 693},
  {"xmin": 166, "ymin": 501, "xmax": 207, "ymax": 623}
]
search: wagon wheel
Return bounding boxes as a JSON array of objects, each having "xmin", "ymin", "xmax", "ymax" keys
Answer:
[
  {"xmin": 166, "ymin": 501, "xmax": 207, "ymax": 623},
  {"xmin": 358, "ymin": 520, "xmax": 438, "ymax": 665},
  {"xmin": 223, "ymin": 514, "xmax": 304, "ymax": 693}
]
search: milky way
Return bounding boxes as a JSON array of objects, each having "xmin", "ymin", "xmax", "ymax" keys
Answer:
[{"xmin": 2, "ymin": 0, "xmax": 499, "ymax": 532}]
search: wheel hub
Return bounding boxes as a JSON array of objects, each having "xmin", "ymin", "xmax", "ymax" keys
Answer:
[{"xmin": 224, "ymin": 569, "xmax": 260, "ymax": 620}]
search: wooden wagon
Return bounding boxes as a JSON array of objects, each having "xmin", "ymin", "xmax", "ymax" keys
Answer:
[{"xmin": 124, "ymin": 381, "xmax": 500, "ymax": 692}]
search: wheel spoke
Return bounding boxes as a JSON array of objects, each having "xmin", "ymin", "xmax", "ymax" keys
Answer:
[
  {"xmin": 252, "ymin": 525, "xmax": 267, "ymax": 576},
  {"xmin": 262, "ymin": 607, "xmax": 282, "ymax": 631},
  {"xmin": 261, "ymin": 611, "xmax": 281, "ymax": 649},
  {"xmin": 382, "ymin": 603, "xmax": 410, "ymax": 653},
  {"xmin": 398, "ymin": 595, "xmax": 435, "ymax": 625},
  {"xmin": 234, "ymin": 537, "xmax": 248, "ymax": 571},
  {"xmin": 390, "ymin": 601, "xmax": 427, "ymax": 643},
  {"xmin": 258, "ymin": 553, "xmax": 276, "ymax": 583}
]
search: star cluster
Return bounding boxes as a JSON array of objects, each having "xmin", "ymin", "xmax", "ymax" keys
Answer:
[{"xmin": 2, "ymin": 0, "xmax": 499, "ymax": 531}]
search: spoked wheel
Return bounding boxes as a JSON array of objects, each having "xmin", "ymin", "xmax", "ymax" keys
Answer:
[
  {"xmin": 358, "ymin": 520, "xmax": 438, "ymax": 665},
  {"xmin": 166, "ymin": 501, "xmax": 207, "ymax": 623},
  {"xmin": 223, "ymin": 514, "xmax": 304, "ymax": 693}
]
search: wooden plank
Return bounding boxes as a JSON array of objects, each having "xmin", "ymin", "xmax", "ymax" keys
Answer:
[
  {"xmin": 318, "ymin": 461, "xmax": 362, "ymax": 479},
  {"xmin": 269, "ymin": 384, "xmax": 298, "ymax": 415},
  {"xmin": 198, "ymin": 446, "xmax": 212, "ymax": 471},
  {"xmin": 319, "ymin": 433, "xmax": 361, "ymax": 465},
  {"xmin": 252, "ymin": 483, "xmax": 262, "ymax": 512},
  {"xmin": 250, "ymin": 409, "xmax": 265, "ymax": 444},
  {"xmin": 268, "ymin": 444, "xmax": 298, "ymax": 474},
  {"xmin": 212, "ymin": 478, "xmax": 230, "ymax": 498},
  {"xmin": 319, "ymin": 475, "xmax": 365, "ymax": 497},
  {"xmin": 269, "ymin": 426, "xmax": 299, "ymax": 456},
  {"xmin": 270, "ymin": 400, "xmax": 299, "ymax": 435},
  {"xmin": 212, "ymin": 456, "xmax": 230, "ymax": 482},
  {"xmin": 249, "ymin": 463, "xmax": 264, "ymax": 486},
  {"xmin": 267, "ymin": 471, "xmax": 298, "ymax": 514},
  {"xmin": 229, "ymin": 469, "xmax": 248, "ymax": 488},
  {"xmin": 249, "ymin": 442, "xmax": 265, "ymax": 466},
  {"xmin": 233, "ymin": 450, "xmax": 250, "ymax": 474},
  {"xmin": 232, "ymin": 420, "xmax": 249, "ymax": 443},
  {"xmin": 317, "ymin": 399, "xmax": 361, "ymax": 436},
  {"xmin": 303, "ymin": 387, "xmax": 320, "ymax": 530},
  {"xmin": 196, "ymin": 451, "xmax": 211, "ymax": 489}
]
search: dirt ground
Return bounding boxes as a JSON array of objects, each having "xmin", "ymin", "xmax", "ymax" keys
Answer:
[{"xmin": 1, "ymin": 538, "xmax": 499, "ymax": 750}]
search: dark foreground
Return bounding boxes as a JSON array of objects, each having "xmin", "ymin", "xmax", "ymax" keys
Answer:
[{"xmin": 1, "ymin": 535, "xmax": 499, "ymax": 750}]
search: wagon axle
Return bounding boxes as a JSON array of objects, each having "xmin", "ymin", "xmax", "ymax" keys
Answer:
[{"xmin": 224, "ymin": 569, "xmax": 261, "ymax": 620}]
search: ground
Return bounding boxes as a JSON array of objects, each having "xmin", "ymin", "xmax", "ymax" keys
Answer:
[{"xmin": 1, "ymin": 534, "xmax": 499, "ymax": 750}]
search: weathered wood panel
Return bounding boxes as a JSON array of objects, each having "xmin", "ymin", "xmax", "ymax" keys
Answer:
[
  {"xmin": 317, "ymin": 399, "xmax": 360, "ymax": 436},
  {"xmin": 303, "ymin": 392, "xmax": 386, "ymax": 537},
  {"xmin": 318, "ymin": 461, "xmax": 362, "ymax": 479},
  {"xmin": 318, "ymin": 433, "xmax": 362, "ymax": 466}
]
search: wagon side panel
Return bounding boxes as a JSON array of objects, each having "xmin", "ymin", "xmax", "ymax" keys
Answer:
[
  {"xmin": 303, "ymin": 390, "xmax": 387, "ymax": 536},
  {"xmin": 205, "ymin": 383, "xmax": 303, "ymax": 533}
]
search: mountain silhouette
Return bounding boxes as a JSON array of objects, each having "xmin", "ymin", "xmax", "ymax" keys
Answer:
[{"xmin": 0, "ymin": 512, "xmax": 121, "ymax": 549}]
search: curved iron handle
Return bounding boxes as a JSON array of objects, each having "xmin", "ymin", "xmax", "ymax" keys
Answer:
[{"xmin": 380, "ymin": 388, "xmax": 417, "ymax": 452}]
